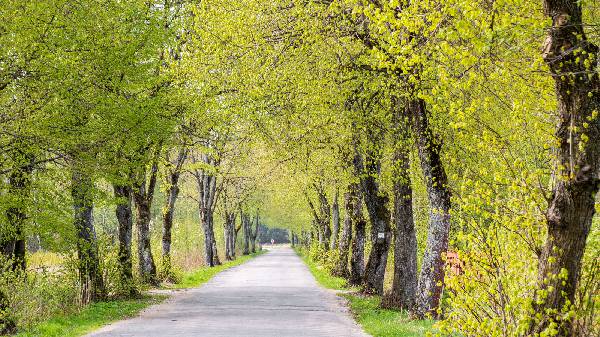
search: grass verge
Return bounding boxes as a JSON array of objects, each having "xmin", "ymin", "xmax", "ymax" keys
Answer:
[
  {"xmin": 294, "ymin": 247, "xmax": 435, "ymax": 337},
  {"xmin": 15, "ymin": 295, "xmax": 165, "ymax": 337},
  {"xmin": 18, "ymin": 249, "xmax": 265, "ymax": 337}
]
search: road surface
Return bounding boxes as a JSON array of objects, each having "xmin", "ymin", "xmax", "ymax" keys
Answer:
[{"xmin": 88, "ymin": 246, "xmax": 369, "ymax": 337}]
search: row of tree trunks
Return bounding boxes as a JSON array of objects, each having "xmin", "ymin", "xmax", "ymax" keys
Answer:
[
  {"xmin": 530, "ymin": 1, "xmax": 600, "ymax": 335},
  {"xmin": 71, "ymin": 164, "xmax": 104, "ymax": 304},
  {"xmin": 161, "ymin": 148, "xmax": 187, "ymax": 279},
  {"xmin": 113, "ymin": 184, "xmax": 136, "ymax": 296},
  {"xmin": 132, "ymin": 157, "xmax": 160, "ymax": 286}
]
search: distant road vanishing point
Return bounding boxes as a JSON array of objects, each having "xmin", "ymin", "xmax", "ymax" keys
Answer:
[{"xmin": 87, "ymin": 246, "xmax": 369, "ymax": 337}]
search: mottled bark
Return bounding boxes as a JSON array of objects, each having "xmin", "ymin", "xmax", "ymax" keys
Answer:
[
  {"xmin": 71, "ymin": 166, "xmax": 104, "ymax": 304},
  {"xmin": 333, "ymin": 187, "xmax": 356, "ymax": 278},
  {"xmin": 383, "ymin": 110, "xmax": 418, "ymax": 309},
  {"xmin": 224, "ymin": 211, "xmax": 236, "ymax": 260},
  {"xmin": 194, "ymin": 153, "xmax": 221, "ymax": 267},
  {"xmin": 249, "ymin": 212, "xmax": 259, "ymax": 253},
  {"xmin": 306, "ymin": 184, "xmax": 332, "ymax": 250},
  {"xmin": 241, "ymin": 212, "xmax": 250, "ymax": 255},
  {"xmin": 349, "ymin": 201, "xmax": 366, "ymax": 287},
  {"xmin": 357, "ymin": 145, "xmax": 392, "ymax": 295},
  {"xmin": 133, "ymin": 160, "xmax": 159, "ymax": 286},
  {"xmin": 529, "ymin": 1, "xmax": 600, "ymax": 335},
  {"xmin": 161, "ymin": 149, "xmax": 186, "ymax": 278},
  {"xmin": 113, "ymin": 184, "xmax": 136, "ymax": 295},
  {"xmin": 330, "ymin": 189, "xmax": 340, "ymax": 250},
  {"xmin": 411, "ymin": 98, "xmax": 452, "ymax": 318},
  {"xmin": 382, "ymin": 98, "xmax": 418, "ymax": 309}
]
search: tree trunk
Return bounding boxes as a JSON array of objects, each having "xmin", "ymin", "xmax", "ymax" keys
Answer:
[
  {"xmin": 113, "ymin": 184, "xmax": 136, "ymax": 296},
  {"xmin": 529, "ymin": 1, "xmax": 600, "ymax": 335},
  {"xmin": 195, "ymin": 153, "xmax": 220, "ymax": 267},
  {"xmin": 410, "ymin": 98, "xmax": 452, "ymax": 318},
  {"xmin": 1, "ymin": 151, "xmax": 34, "ymax": 272},
  {"xmin": 333, "ymin": 187, "xmax": 356, "ymax": 278},
  {"xmin": 306, "ymin": 184, "xmax": 332, "ymax": 250},
  {"xmin": 134, "ymin": 196, "xmax": 158, "ymax": 285},
  {"xmin": 249, "ymin": 212, "xmax": 259, "ymax": 253},
  {"xmin": 357, "ymin": 147, "xmax": 392, "ymax": 295},
  {"xmin": 349, "ymin": 201, "xmax": 366, "ymax": 287},
  {"xmin": 224, "ymin": 212, "xmax": 236, "ymax": 260},
  {"xmin": 71, "ymin": 166, "xmax": 104, "ymax": 304},
  {"xmin": 382, "ymin": 98, "xmax": 418, "ymax": 310},
  {"xmin": 161, "ymin": 148, "xmax": 186, "ymax": 279},
  {"xmin": 132, "ymin": 160, "xmax": 159, "ymax": 286},
  {"xmin": 330, "ymin": 189, "xmax": 340, "ymax": 250},
  {"xmin": 211, "ymin": 234, "xmax": 221, "ymax": 266},
  {"xmin": 242, "ymin": 212, "xmax": 250, "ymax": 255}
]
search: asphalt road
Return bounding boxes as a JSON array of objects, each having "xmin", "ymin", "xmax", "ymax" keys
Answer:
[{"xmin": 87, "ymin": 246, "xmax": 370, "ymax": 337}]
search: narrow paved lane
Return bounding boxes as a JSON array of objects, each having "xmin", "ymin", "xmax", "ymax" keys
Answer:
[{"xmin": 88, "ymin": 246, "xmax": 369, "ymax": 337}]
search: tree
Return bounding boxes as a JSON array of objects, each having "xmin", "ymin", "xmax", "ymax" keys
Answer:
[
  {"xmin": 530, "ymin": 1, "xmax": 600, "ymax": 335},
  {"xmin": 161, "ymin": 147, "xmax": 188, "ymax": 280}
]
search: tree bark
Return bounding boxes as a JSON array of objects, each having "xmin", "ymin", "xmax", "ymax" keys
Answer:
[
  {"xmin": 382, "ymin": 98, "xmax": 418, "ymax": 309},
  {"xmin": 161, "ymin": 148, "xmax": 186, "ymax": 279},
  {"xmin": 241, "ymin": 212, "xmax": 250, "ymax": 255},
  {"xmin": 410, "ymin": 98, "xmax": 452, "ymax": 318},
  {"xmin": 306, "ymin": 184, "xmax": 332, "ymax": 250},
  {"xmin": 330, "ymin": 189, "xmax": 340, "ymax": 250},
  {"xmin": 132, "ymin": 160, "xmax": 159, "ymax": 286},
  {"xmin": 71, "ymin": 166, "xmax": 104, "ymax": 304},
  {"xmin": 349, "ymin": 197, "xmax": 366, "ymax": 287},
  {"xmin": 333, "ymin": 186, "xmax": 356, "ymax": 278},
  {"xmin": 224, "ymin": 211, "xmax": 236, "ymax": 260},
  {"xmin": 249, "ymin": 212, "xmax": 259, "ymax": 253},
  {"xmin": 356, "ymin": 140, "xmax": 392, "ymax": 295},
  {"xmin": 529, "ymin": 1, "xmax": 600, "ymax": 335},
  {"xmin": 195, "ymin": 152, "xmax": 221, "ymax": 267},
  {"xmin": 113, "ymin": 184, "xmax": 136, "ymax": 296},
  {"xmin": 1, "ymin": 150, "xmax": 34, "ymax": 272},
  {"xmin": 384, "ymin": 110, "xmax": 418, "ymax": 309}
]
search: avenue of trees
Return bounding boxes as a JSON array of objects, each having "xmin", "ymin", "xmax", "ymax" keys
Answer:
[{"xmin": 0, "ymin": 0, "xmax": 598, "ymax": 337}]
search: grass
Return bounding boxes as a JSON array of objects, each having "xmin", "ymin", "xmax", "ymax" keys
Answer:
[
  {"xmin": 294, "ymin": 247, "xmax": 435, "ymax": 337},
  {"xmin": 343, "ymin": 294, "xmax": 435, "ymax": 337},
  {"xmin": 296, "ymin": 250, "xmax": 349, "ymax": 290},
  {"xmin": 172, "ymin": 250, "xmax": 266, "ymax": 289},
  {"xmin": 15, "ymin": 295, "xmax": 166, "ymax": 337},
  {"xmin": 18, "ymin": 250, "xmax": 264, "ymax": 337}
]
